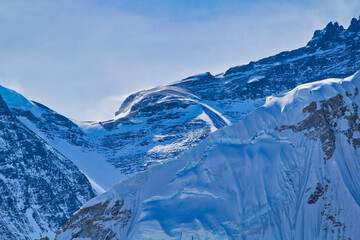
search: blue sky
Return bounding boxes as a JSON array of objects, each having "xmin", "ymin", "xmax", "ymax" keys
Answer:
[{"xmin": 1, "ymin": 0, "xmax": 360, "ymax": 120}]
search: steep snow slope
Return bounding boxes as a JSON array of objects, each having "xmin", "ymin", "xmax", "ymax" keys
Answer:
[
  {"xmin": 57, "ymin": 72, "xmax": 360, "ymax": 239},
  {"xmin": 80, "ymin": 17, "xmax": 360, "ymax": 177},
  {"xmin": 0, "ymin": 94, "xmax": 96, "ymax": 239}
]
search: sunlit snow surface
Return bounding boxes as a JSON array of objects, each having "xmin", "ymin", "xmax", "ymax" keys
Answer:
[{"xmin": 58, "ymin": 72, "xmax": 360, "ymax": 239}]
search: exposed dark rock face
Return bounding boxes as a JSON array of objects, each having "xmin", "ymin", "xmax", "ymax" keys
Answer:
[
  {"xmin": 278, "ymin": 90, "xmax": 360, "ymax": 160},
  {"xmin": 308, "ymin": 182, "xmax": 329, "ymax": 204}
]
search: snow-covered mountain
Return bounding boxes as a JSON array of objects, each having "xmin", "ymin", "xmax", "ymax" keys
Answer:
[
  {"xmin": 3, "ymin": 17, "xmax": 360, "ymax": 240},
  {"xmin": 56, "ymin": 71, "xmax": 360, "ymax": 239},
  {"xmin": 4, "ymin": 18, "xmax": 359, "ymax": 194},
  {"xmin": 0, "ymin": 90, "xmax": 96, "ymax": 239},
  {"xmin": 78, "ymin": 17, "xmax": 360, "ymax": 181}
]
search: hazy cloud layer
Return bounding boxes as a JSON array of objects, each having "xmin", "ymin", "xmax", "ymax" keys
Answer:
[{"xmin": 0, "ymin": 0, "xmax": 359, "ymax": 120}]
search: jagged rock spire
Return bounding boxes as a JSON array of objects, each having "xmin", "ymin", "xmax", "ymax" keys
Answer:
[
  {"xmin": 348, "ymin": 17, "xmax": 360, "ymax": 32},
  {"xmin": 321, "ymin": 21, "xmax": 344, "ymax": 40},
  {"xmin": 306, "ymin": 17, "xmax": 360, "ymax": 49}
]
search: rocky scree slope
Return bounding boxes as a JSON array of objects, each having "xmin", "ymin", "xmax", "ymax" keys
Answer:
[
  {"xmin": 57, "ymin": 72, "xmax": 360, "ymax": 239},
  {"xmin": 0, "ymin": 93, "xmax": 96, "ymax": 239}
]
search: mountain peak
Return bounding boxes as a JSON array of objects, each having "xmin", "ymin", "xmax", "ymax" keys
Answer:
[
  {"xmin": 306, "ymin": 20, "xmax": 345, "ymax": 49},
  {"xmin": 348, "ymin": 17, "xmax": 360, "ymax": 32},
  {"xmin": 321, "ymin": 20, "xmax": 342, "ymax": 30},
  {"xmin": 306, "ymin": 17, "xmax": 360, "ymax": 49}
]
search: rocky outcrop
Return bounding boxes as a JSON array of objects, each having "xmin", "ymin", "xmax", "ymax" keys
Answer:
[
  {"xmin": 308, "ymin": 181, "xmax": 329, "ymax": 204},
  {"xmin": 56, "ymin": 200, "xmax": 131, "ymax": 240},
  {"xmin": 278, "ymin": 87, "xmax": 360, "ymax": 160}
]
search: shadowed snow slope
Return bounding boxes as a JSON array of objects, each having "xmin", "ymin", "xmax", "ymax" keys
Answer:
[{"xmin": 57, "ymin": 72, "xmax": 360, "ymax": 239}]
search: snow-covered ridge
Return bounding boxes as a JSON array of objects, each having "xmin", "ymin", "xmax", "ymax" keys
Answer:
[
  {"xmin": 264, "ymin": 75, "xmax": 357, "ymax": 111},
  {"xmin": 0, "ymin": 85, "xmax": 35, "ymax": 109},
  {"xmin": 102, "ymin": 85, "xmax": 230, "ymax": 129},
  {"xmin": 57, "ymin": 72, "xmax": 360, "ymax": 239}
]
